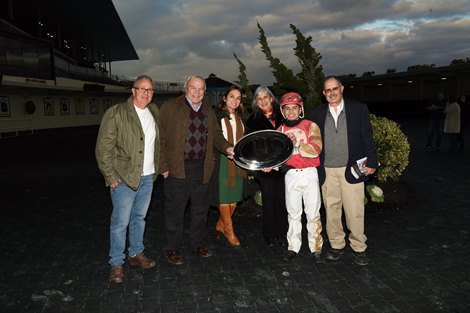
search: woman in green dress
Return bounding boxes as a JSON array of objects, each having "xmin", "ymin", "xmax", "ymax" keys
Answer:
[{"xmin": 212, "ymin": 85, "xmax": 246, "ymax": 246}]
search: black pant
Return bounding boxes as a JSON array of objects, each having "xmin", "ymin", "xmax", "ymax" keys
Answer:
[
  {"xmin": 258, "ymin": 175, "xmax": 288, "ymax": 239},
  {"xmin": 164, "ymin": 161, "xmax": 209, "ymax": 251}
]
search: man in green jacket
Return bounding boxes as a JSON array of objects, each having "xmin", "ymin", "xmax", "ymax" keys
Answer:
[
  {"xmin": 96, "ymin": 75, "xmax": 160, "ymax": 283},
  {"xmin": 158, "ymin": 75, "xmax": 234, "ymax": 265}
]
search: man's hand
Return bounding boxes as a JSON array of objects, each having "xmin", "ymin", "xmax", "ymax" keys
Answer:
[
  {"xmin": 286, "ymin": 133, "xmax": 298, "ymax": 147},
  {"xmin": 110, "ymin": 179, "xmax": 121, "ymax": 189},
  {"xmin": 364, "ymin": 166, "xmax": 376, "ymax": 176},
  {"xmin": 162, "ymin": 171, "xmax": 169, "ymax": 179}
]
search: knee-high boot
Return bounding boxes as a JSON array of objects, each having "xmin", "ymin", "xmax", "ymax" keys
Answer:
[
  {"xmin": 216, "ymin": 203, "xmax": 238, "ymax": 235},
  {"xmin": 215, "ymin": 204, "xmax": 228, "ymax": 235},
  {"xmin": 219, "ymin": 204, "xmax": 240, "ymax": 246},
  {"xmin": 229, "ymin": 202, "xmax": 237, "ymax": 216}
]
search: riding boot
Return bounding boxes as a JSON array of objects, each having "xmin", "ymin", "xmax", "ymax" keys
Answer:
[
  {"xmin": 215, "ymin": 204, "xmax": 228, "ymax": 235},
  {"xmin": 220, "ymin": 204, "xmax": 240, "ymax": 246},
  {"xmin": 229, "ymin": 202, "xmax": 237, "ymax": 216},
  {"xmin": 217, "ymin": 203, "xmax": 237, "ymax": 235}
]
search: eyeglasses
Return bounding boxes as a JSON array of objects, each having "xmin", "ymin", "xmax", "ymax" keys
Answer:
[
  {"xmin": 133, "ymin": 87, "xmax": 154, "ymax": 93},
  {"xmin": 324, "ymin": 86, "xmax": 341, "ymax": 94}
]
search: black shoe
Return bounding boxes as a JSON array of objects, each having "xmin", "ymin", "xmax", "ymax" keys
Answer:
[
  {"xmin": 326, "ymin": 248, "xmax": 344, "ymax": 261},
  {"xmin": 265, "ymin": 237, "xmax": 275, "ymax": 247},
  {"xmin": 195, "ymin": 244, "xmax": 213, "ymax": 258},
  {"xmin": 276, "ymin": 236, "xmax": 287, "ymax": 247},
  {"xmin": 312, "ymin": 252, "xmax": 323, "ymax": 264},
  {"xmin": 352, "ymin": 251, "xmax": 368, "ymax": 266},
  {"xmin": 165, "ymin": 249, "xmax": 183, "ymax": 265},
  {"xmin": 283, "ymin": 250, "xmax": 297, "ymax": 261}
]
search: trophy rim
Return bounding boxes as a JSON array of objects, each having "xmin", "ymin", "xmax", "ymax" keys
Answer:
[{"xmin": 233, "ymin": 129, "xmax": 293, "ymax": 170}]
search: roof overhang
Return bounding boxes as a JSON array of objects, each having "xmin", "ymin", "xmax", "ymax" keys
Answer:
[{"xmin": 2, "ymin": 0, "xmax": 138, "ymax": 63}]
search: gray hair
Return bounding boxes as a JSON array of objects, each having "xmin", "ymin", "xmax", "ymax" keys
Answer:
[
  {"xmin": 323, "ymin": 76, "xmax": 342, "ymax": 88},
  {"xmin": 184, "ymin": 75, "xmax": 206, "ymax": 92},
  {"xmin": 134, "ymin": 75, "xmax": 153, "ymax": 85},
  {"xmin": 251, "ymin": 86, "xmax": 278, "ymax": 114}
]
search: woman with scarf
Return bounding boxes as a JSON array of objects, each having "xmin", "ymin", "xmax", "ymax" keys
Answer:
[{"xmin": 211, "ymin": 85, "xmax": 247, "ymax": 246}]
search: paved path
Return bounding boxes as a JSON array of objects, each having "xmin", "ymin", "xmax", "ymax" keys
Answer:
[{"xmin": 0, "ymin": 119, "xmax": 469, "ymax": 313}]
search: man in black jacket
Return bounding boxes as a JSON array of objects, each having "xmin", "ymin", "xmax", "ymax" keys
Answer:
[{"xmin": 310, "ymin": 76, "xmax": 378, "ymax": 266}]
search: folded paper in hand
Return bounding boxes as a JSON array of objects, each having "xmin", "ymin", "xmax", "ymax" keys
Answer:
[{"xmin": 351, "ymin": 157, "xmax": 367, "ymax": 179}]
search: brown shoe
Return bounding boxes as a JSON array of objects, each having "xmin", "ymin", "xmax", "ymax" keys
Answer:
[
  {"xmin": 195, "ymin": 244, "xmax": 213, "ymax": 258},
  {"xmin": 128, "ymin": 253, "xmax": 156, "ymax": 269},
  {"xmin": 165, "ymin": 249, "xmax": 183, "ymax": 265},
  {"xmin": 109, "ymin": 265, "xmax": 124, "ymax": 283}
]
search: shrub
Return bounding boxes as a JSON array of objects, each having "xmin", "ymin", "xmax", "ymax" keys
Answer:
[{"xmin": 370, "ymin": 115, "xmax": 410, "ymax": 182}]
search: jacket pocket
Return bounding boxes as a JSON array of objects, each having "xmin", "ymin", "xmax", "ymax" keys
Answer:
[{"xmin": 116, "ymin": 155, "xmax": 131, "ymax": 172}]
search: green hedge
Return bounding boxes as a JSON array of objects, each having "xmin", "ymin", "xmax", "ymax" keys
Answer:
[{"xmin": 370, "ymin": 115, "xmax": 410, "ymax": 182}]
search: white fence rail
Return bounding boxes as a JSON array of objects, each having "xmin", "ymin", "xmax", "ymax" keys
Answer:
[{"xmin": 0, "ymin": 118, "xmax": 34, "ymax": 138}]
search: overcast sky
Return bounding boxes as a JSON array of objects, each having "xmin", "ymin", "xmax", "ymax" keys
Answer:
[{"xmin": 110, "ymin": 0, "xmax": 470, "ymax": 86}]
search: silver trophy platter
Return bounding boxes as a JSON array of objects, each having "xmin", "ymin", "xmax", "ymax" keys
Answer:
[{"xmin": 233, "ymin": 130, "xmax": 293, "ymax": 170}]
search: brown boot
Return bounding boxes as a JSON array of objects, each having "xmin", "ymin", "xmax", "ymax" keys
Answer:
[
  {"xmin": 219, "ymin": 204, "xmax": 240, "ymax": 246},
  {"xmin": 229, "ymin": 203, "xmax": 237, "ymax": 216},
  {"xmin": 216, "ymin": 204, "xmax": 238, "ymax": 237},
  {"xmin": 215, "ymin": 205, "xmax": 226, "ymax": 235},
  {"xmin": 109, "ymin": 265, "xmax": 124, "ymax": 283},
  {"xmin": 128, "ymin": 253, "xmax": 156, "ymax": 269}
]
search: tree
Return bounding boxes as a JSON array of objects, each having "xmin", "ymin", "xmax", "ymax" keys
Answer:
[
  {"xmin": 234, "ymin": 22, "xmax": 324, "ymax": 114},
  {"xmin": 407, "ymin": 64, "xmax": 434, "ymax": 71},
  {"xmin": 290, "ymin": 24, "xmax": 324, "ymax": 114},
  {"xmin": 338, "ymin": 74, "xmax": 356, "ymax": 80},
  {"xmin": 256, "ymin": 22, "xmax": 299, "ymax": 97},
  {"xmin": 233, "ymin": 53, "xmax": 253, "ymax": 110},
  {"xmin": 450, "ymin": 58, "xmax": 470, "ymax": 65},
  {"xmin": 362, "ymin": 70, "xmax": 375, "ymax": 77}
]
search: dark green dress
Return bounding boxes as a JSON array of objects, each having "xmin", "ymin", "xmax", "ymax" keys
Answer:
[{"xmin": 219, "ymin": 154, "xmax": 244, "ymax": 203}]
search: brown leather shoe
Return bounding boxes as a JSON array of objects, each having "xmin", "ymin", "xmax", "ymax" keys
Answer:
[
  {"xmin": 109, "ymin": 265, "xmax": 124, "ymax": 283},
  {"xmin": 195, "ymin": 244, "xmax": 213, "ymax": 258},
  {"xmin": 128, "ymin": 253, "xmax": 156, "ymax": 269},
  {"xmin": 165, "ymin": 249, "xmax": 183, "ymax": 265}
]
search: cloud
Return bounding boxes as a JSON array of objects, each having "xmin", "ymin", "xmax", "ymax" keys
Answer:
[{"xmin": 111, "ymin": 0, "xmax": 470, "ymax": 85}]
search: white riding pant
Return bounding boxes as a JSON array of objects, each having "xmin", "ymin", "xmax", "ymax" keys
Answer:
[{"xmin": 285, "ymin": 167, "xmax": 323, "ymax": 253}]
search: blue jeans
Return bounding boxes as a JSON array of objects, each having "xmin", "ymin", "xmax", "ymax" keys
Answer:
[{"xmin": 109, "ymin": 174, "xmax": 153, "ymax": 266}]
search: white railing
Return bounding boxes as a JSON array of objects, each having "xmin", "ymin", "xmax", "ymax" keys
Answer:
[
  {"xmin": 154, "ymin": 81, "xmax": 184, "ymax": 93},
  {"xmin": 0, "ymin": 118, "xmax": 34, "ymax": 138}
]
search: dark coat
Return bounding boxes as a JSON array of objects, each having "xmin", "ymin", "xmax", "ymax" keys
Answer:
[
  {"xmin": 245, "ymin": 106, "xmax": 285, "ymax": 179},
  {"xmin": 310, "ymin": 99, "xmax": 378, "ymax": 185},
  {"xmin": 158, "ymin": 95, "xmax": 231, "ymax": 184},
  {"xmin": 245, "ymin": 107, "xmax": 283, "ymax": 133}
]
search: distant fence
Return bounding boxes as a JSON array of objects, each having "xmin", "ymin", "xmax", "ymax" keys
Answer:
[{"xmin": 154, "ymin": 81, "xmax": 184, "ymax": 93}]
